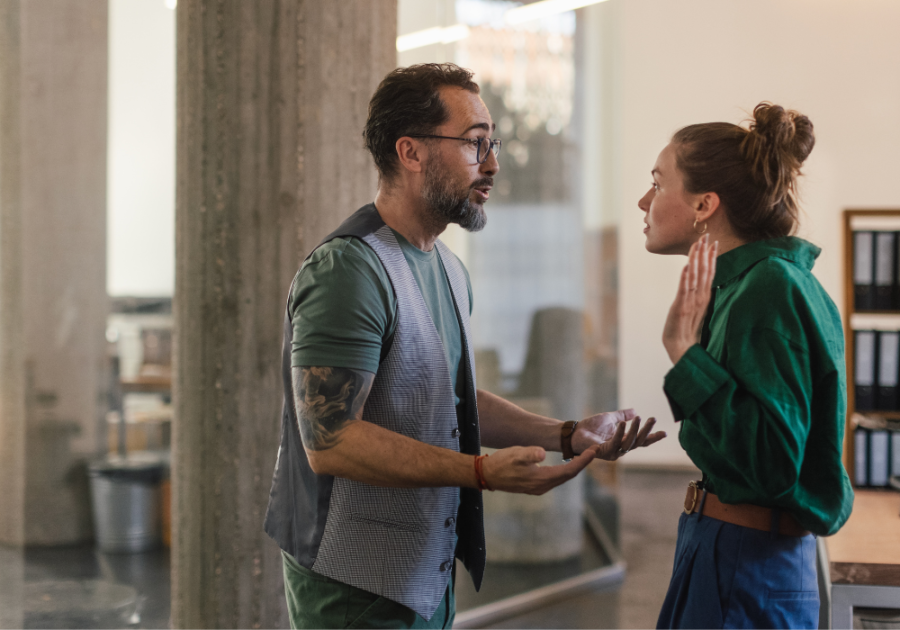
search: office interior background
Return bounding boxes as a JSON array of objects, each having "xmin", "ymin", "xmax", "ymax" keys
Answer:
[{"xmin": 1, "ymin": 0, "xmax": 898, "ymax": 628}]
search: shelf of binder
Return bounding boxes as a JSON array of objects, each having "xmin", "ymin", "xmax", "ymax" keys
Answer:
[
  {"xmin": 852, "ymin": 230, "xmax": 900, "ymax": 312},
  {"xmin": 853, "ymin": 330, "xmax": 900, "ymax": 412},
  {"xmin": 844, "ymin": 209, "xmax": 900, "ymax": 486},
  {"xmin": 852, "ymin": 413, "xmax": 900, "ymax": 488}
]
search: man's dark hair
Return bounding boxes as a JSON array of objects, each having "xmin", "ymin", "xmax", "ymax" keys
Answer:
[{"xmin": 363, "ymin": 63, "xmax": 480, "ymax": 182}]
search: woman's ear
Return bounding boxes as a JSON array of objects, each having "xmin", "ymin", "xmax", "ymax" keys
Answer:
[{"xmin": 695, "ymin": 192, "xmax": 721, "ymax": 223}]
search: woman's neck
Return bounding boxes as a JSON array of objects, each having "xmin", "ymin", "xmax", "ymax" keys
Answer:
[{"xmin": 709, "ymin": 231, "xmax": 747, "ymax": 257}]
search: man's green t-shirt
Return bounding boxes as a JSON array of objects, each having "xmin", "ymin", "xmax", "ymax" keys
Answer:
[{"xmin": 290, "ymin": 229, "xmax": 472, "ymax": 406}]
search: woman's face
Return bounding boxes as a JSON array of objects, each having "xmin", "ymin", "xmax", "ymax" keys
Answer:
[{"xmin": 638, "ymin": 143, "xmax": 698, "ymax": 256}]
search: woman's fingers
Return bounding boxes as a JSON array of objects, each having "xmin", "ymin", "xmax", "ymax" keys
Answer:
[
  {"xmin": 688, "ymin": 240, "xmax": 699, "ymax": 292},
  {"xmin": 662, "ymin": 235, "xmax": 718, "ymax": 365},
  {"xmin": 681, "ymin": 263, "xmax": 690, "ymax": 294},
  {"xmin": 697, "ymin": 235, "xmax": 709, "ymax": 291}
]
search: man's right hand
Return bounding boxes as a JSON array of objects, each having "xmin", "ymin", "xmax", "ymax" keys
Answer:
[
  {"xmin": 481, "ymin": 444, "xmax": 600, "ymax": 495},
  {"xmin": 294, "ymin": 365, "xmax": 599, "ymax": 494}
]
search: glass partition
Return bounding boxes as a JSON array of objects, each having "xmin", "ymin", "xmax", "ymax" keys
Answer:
[
  {"xmin": 398, "ymin": 0, "xmax": 622, "ymax": 614},
  {"xmin": 399, "ymin": 0, "xmax": 618, "ymax": 431}
]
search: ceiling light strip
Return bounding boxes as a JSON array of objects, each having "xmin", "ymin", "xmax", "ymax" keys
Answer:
[
  {"xmin": 396, "ymin": 24, "xmax": 471, "ymax": 52},
  {"xmin": 505, "ymin": 0, "xmax": 610, "ymax": 25}
]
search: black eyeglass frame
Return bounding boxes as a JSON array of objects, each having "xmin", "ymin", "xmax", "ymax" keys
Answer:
[{"xmin": 407, "ymin": 134, "xmax": 502, "ymax": 164}]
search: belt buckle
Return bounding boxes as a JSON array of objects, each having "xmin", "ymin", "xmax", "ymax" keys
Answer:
[{"xmin": 684, "ymin": 481, "xmax": 701, "ymax": 515}]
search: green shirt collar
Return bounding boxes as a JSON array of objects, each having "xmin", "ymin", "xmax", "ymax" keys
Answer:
[{"xmin": 713, "ymin": 236, "xmax": 821, "ymax": 287}]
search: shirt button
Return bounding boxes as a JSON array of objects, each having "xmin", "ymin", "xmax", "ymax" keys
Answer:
[
  {"xmin": 451, "ymin": 428, "xmax": 461, "ymax": 438},
  {"xmin": 440, "ymin": 560, "xmax": 452, "ymax": 571},
  {"xmin": 445, "ymin": 517, "xmax": 456, "ymax": 527}
]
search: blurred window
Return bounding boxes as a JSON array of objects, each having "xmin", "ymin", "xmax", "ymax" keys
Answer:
[{"xmin": 398, "ymin": 0, "xmax": 618, "ymax": 414}]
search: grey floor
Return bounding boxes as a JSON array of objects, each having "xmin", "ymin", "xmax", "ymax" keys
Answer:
[
  {"xmin": 481, "ymin": 467, "xmax": 696, "ymax": 630},
  {"xmin": 0, "ymin": 468, "xmax": 696, "ymax": 629}
]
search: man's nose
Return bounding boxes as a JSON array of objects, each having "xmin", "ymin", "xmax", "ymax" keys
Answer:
[{"xmin": 480, "ymin": 149, "xmax": 499, "ymax": 176}]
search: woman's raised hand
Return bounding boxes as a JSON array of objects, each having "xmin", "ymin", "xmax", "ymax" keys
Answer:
[{"xmin": 662, "ymin": 235, "xmax": 718, "ymax": 365}]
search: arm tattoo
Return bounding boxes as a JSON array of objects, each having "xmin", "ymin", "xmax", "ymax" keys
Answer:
[{"xmin": 293, "ymin": 366, "xmax": 374, "ymax": 451}]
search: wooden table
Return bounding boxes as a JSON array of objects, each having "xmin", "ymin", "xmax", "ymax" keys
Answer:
[
  {"xmin": 822, "ymin": 490, "xmax": 900, "ymax": 629},
  {"xmin": 120, "ymin": 374, "xmax": 171, "ymax": 394}
]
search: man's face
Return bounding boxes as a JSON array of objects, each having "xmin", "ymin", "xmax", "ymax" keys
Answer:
[{"xmin": 421, "ymin": 87, "xmax": 499, "ymax": 232}]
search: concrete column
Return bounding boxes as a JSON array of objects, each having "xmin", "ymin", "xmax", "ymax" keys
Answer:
[
  {"xmin": 172, "ymin": 1, "xmax": 396, "ymax": 627},
  {"xmin": 0, "ymin": 0, "xmax": 108, "ymax": 547}
]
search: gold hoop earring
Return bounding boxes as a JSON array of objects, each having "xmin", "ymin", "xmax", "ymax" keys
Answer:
[{"xmin": 693, "ymin": 219, "xmax": 707, "ymax": 235}]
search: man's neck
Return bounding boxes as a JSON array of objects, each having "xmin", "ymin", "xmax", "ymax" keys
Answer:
[{"xmin": 374, "ymin": 185, "xmax": 447, "ymax": 252}]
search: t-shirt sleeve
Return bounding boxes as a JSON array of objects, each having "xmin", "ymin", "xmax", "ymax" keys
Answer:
[{"xmin": 290, "ymin": 238, "xmax": 395, "ymax": 374}]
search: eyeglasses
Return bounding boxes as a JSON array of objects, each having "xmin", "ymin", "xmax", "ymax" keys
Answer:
[{"xmin": 408, "ymin": 134, "xmax": 502, "ymax": 164}]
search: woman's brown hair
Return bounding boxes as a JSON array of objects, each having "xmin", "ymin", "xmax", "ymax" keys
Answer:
[{"xmin": 672, "ymin": 102, "xmax": 815, "ymax": 242}]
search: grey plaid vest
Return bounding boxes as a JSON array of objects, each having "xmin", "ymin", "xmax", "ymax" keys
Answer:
[{"xmin": 264, "ymin": 204, "xmax": 485, "ymax": 620}]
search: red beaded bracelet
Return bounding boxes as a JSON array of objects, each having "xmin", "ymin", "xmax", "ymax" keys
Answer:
[{"xmin": 474, "ymin": 454, "xmax": 493, "ymax": 491}]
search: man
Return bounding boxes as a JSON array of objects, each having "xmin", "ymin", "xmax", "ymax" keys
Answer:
[{"xmin": 264, "ymin": 63, "xmax": 665, "ymax": 629}]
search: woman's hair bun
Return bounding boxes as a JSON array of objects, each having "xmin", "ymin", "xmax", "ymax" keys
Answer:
[
  {"xmin": 738, "ymin": 102, "xmax": 815, "ymax": 226},
  {"xmin": 672, "ymin": 102, "xmax": 816, "ymax": 242},
  {"xmin": 748, "ymin": 102, "xmax": 815, "ymax": 165}
]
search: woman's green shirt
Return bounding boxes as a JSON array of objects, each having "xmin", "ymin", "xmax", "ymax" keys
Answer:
[{"xmin": 664, "ymin": 237, "xmax": 854, "ymax": 536}]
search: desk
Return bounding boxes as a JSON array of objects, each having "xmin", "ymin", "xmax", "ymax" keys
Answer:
[
  {"xmin": 120, "ymin": 374, "xmax": 171, "ymax": 394},
  {"xmin": 823, "ymin": 490, "xmax": 900, "ymax": 629}
]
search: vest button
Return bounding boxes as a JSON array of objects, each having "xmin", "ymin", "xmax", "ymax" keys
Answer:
[
  {"xmin": 440, "ymin": 560, "xmax": 452, "ymax": 572},
  {"xmin": 445, "ymin": 517, "xmax": 456, "ymax": 527},
  {"xmin": 451, "ymin": 428, "xmax": 461, "ymax": 438}
]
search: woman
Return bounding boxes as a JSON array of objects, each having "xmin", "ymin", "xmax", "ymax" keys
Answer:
[{"xmin": 639, "ymin": 103, "xmax": 854, "ymax": 629}]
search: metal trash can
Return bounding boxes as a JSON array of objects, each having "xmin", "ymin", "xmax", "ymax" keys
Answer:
[{"xmin": 88, "ymin": 454, "xmax": 164, "ymax": 553}]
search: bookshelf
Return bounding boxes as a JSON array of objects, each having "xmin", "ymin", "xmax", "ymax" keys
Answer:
[{"xmin": 843, "ymin": 209, "xmax": 900, "ymax": 485}]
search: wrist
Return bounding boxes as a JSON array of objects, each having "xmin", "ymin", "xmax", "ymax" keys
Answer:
[
  {"xmin": 667, "ymin": 342, "xmax": 693, "ymax": 365},
  {"xmin": 474, "ymin": 454, "xmax": 493, "ymax": 491},
  {"xmin": 560, "ymin": 420, "xmax": 578, "ymax": 459}
]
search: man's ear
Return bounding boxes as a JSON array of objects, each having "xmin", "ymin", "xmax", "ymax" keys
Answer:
[
  {"xmin": 695, "ymin": 192, "xmax": 721, "ymax": 223},
  {"xmin": 395, "ymin": 137, "xmax": 426, "ymax": 175}
]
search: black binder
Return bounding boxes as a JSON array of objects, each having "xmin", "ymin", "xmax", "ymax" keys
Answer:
[
  {"xmin": 895, "ymin": 231, "xmax": 900, "ymax": 310},
  {"xmin": 874, "ymin": 232, "xmax": 896, "ymax": 310},
  {"xmin": 870, "ymin": 430, "xmax": 890, "ymax": 486},
  {"xmin": 854, "ymin": 231, "xmax": 875, "ymax": 310},
  {"xmin": 892, "ymin": 431, "xmax": 900, "ymax": 478},
  {"xmin": 855, "ymin": 330, "xmax": 877, "ymax": 411},
  {"xmin": 877, "ymin": 331, "xmax": 900, "ymax": 410},
  {"xmin": 854, "ymin": 428, "xmax": 868, "ymax": 486}
]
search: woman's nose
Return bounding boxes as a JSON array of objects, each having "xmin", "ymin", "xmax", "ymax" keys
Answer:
[{"xmin": 638, "ymin": 189, "xmax": 653, "ymax": 211}]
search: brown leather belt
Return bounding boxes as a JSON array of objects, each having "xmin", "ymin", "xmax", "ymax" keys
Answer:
[{"xmin": 683, "ymin": 481, "xmax": 810, "ymax": 537}]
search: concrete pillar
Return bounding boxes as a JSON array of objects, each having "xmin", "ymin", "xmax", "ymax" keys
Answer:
[
  {"xmin": 172, "ymin": 1, "xmax": 396, "ymax": 627},
  {"xmin": 0, "ymin": 0, "xmax": 108, "ymax": 547}
]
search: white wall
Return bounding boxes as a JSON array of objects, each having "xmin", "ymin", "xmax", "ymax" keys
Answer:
[
  {"xmin": 608, "ymin": 0, "xmax": 900, "ymax": 466},
  {"xmin": 107, "ymin": 0, "xmax": 175, "ymax": 296}
]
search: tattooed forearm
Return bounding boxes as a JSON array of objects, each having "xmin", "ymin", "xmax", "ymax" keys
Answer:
[{"xmin": 293, "ymin": 366, "xmax": 374, "ymax": 451}]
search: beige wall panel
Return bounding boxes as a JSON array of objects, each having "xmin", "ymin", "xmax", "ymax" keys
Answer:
[{"xmin": 606, "ymin": 0, "xmax": 900, "ymax": 466}]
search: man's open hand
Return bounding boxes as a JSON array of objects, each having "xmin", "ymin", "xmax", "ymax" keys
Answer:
[
  {"xmin": 573, "ymin": 409, "xmax": 667, "ymax": 461},
  {"xmin": 481, "ymin": 444, "xmax": 600, "ymax": 495}
]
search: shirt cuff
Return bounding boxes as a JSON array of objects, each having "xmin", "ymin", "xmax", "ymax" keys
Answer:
[{"xmin": 663, "ymin": 344, "xmax": 730, "ymax": 422}]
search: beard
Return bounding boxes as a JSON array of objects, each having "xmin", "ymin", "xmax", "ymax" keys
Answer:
[{"xmin": 422, "ymin": 158, "xmax": 490, "ymax": 233}]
